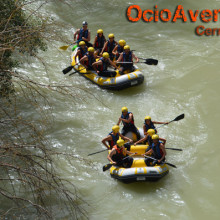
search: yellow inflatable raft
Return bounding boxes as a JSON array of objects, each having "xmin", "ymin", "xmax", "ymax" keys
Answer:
[
  {"xmin": 71, "ymin": 49, "xmax": 144, "ymax": 90},
  {"xmin": 109, "ymin": 145, "xmax": 169, "ymax": 183}
]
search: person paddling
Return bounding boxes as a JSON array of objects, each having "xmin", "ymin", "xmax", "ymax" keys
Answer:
[
  {"xmin": 79, "ymin": 47, "xmax": 96, "ymax": 70},
  {"xmin": 117, "ymin": 107, "xmax": 140, "ymax": 141},
  {"xmin": 143, "ymin": 116, "xmax": 168, "ymax": 135},
  {"xmin": 143, "ymin": 134, "xmax": 166, "ymax": 166},
  {"xmin": 117, "ymin": 45, "xmax": 139, "ymax": 74},
  {"xmin": 134, "ymin": 129, "xmax": 166, "ymax": 152},
  {"xmin": 74, "ymin": 21, "xmax": 92, "ymax": 47},
  {"xmin": 107, "ymin": 139, "xmax": 135, "ymax": 168},
  {"xmin": 92, "ymin": 52, "xmax": 118, "ymax": 77},
  {"xmin": 75, "ymin": 41, "xmax": 88, "ymax": 63},
  {"xmin": 101, "ymin": 33, "xmax": 117, "ymax": 61},
  {"xmin": 102, "ymin": 125, "xmax": 133, "ymax": 149},
  {"xmin": 93, "ymin": 29, "xmax": 106, "ymax": 56},
  {"xmin": 112, "ymin": 39, "xmax": 126, "ymax": 60}
]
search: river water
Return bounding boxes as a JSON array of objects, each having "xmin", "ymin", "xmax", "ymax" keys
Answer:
[{"xmin": 16, "ymin": 0, "xmax": 220, "ymax": 219}]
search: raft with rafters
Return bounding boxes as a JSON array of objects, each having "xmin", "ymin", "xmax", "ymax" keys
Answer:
[
  {"xmin": 71, "ymin": 48, "xmax": 144, "ymax": 90},
  {"xmin": 108, "ymin": 145, "xmax": 169, "ymax": 183}
]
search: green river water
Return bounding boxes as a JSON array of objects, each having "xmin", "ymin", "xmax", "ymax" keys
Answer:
[{"xmin": 14, "ymin": 0, "xmax": 220, "ymax": 219}]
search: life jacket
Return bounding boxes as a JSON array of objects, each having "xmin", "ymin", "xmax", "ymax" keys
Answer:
[
  {"xmin": 147, "ymin": 135, "xmax": 153, "ymax": 146},
  {"xmin": 95, "ymin": 35, "xmax": 105, "ymax": 49},
  {"xmin": 122, "ymin": 51, "xmax": 132, "ymax": 62},
  {"xmin": 117, "ymin": 45, "xmax": 124, "ymax": 53},
  {"xmin": 97, "ymin": 57, "xmax": 109, "ymax": 71},
  {"xmin": 121, "ymin": 112, "xmax": 134, "ymax": 126},
  {"xmin": 85, "ymin": 53, "xmax": 95, "ymax": 68},
  {"xmin": 108, "ymin": 132, "xmax": 119, "ymax": 148},
  {"xmin": 112, "ymin": 144, "xmax": 124, "ymax": 157},
  {"xmin": 78, "ymin": 47, "xmax": 88, "ymax": 59},
  {"xmin": 144, "ymin": 121, "xmax": 155, "ymax": 131},
  {"xmin": 105, "ymin": 40, "xmax": 116, "ymax": 53},
  {"xmin": 151, "ymin": 141, "xmax": 163, "ymax": 159},
  {"xmin": 112, "ymin": 145, "xmax": 125, "ymax": 162},
  {"xmin": 77, "ymin": 28, "xmax": 88, "ymax": 41}
]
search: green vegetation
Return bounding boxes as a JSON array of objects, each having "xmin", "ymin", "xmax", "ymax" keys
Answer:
[
  {"xmin": 0, "ymin": 0, "xmax": 47, "ymax": 96},
  {"xmin": 0, "ymin": 0, "xmax": 89, "ymax": 219}
]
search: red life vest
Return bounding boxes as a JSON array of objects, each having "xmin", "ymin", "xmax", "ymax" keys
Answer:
[{"xmin": 113, "ymin": 145, "xmax": 123, "ymax": 155}]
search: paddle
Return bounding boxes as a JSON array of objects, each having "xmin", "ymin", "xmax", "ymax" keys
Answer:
[
  {"xmin": 88, "ymin": 141, "xmax": 133, "ymax": 156},
  {"xmin": 88, "ymin": 149, "xmax": 108, "ymax": 156},
  {"xmin": 103, "ymin": 153, "xmax": 136, "ymax": 172},
  {"xmin": 103, "ymin": 163, "xmax": 114, "ymax": 172},
  {"xmin": 156, "ymin": 113, "xmax": 185, "ymax": 129},
  {"xmin": 166, "ymin": 147, "xmax": 183, "ymax": 151},
  {"xmin": 117, "ymin": 58, "xmax": 158, "ymax": 65},
  {"xmin": 59, "ymin": 42, "xmax": 78, "ymax": 51},
  {"xmin": 68, "ymin": 66, "xmax": 88, "ymax": 76},
  {"xmin": 59, "ymin": 45, "xmax": 72, "ymax": 51},
  {"xmin": 144, "ymin": 155, "xmax": 177, "ymax": 168},
  {"xmin": 62, "ymin": 65, "xmax": 74, "ymax": 74},
  {"xmin": 138, "ymin": 57, "xmax": 158, "ymax": 65},
  {"xmin": 62, "ymin": 62, "xmax": 85, "ymax": 75}
]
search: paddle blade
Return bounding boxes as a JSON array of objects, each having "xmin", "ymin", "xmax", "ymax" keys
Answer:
[
  {"xmin": 59, "ymin": 45, "xmax": 69, "ymax": 50},
  {"xmin": 174, "ymin": 114, "xmax": 185, "ymax": 121},
  {"xmin": 165, "ymin": 162, "xmax": 177, "ymax": 168},
  {"xmin": 145, "ymin": 59, "xmax": 158, "ymax": 65},
  {"xmin": 103, "ymin": 163, "xmax": 113, "ymax": 172},
  {"xmin": 62, "ymin": 66, "xmax": 73, "ymax": 74}
]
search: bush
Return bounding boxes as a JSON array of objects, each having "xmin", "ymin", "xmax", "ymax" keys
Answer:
[
  {"xmin": 0, "ymin": 0, "xmax": 47, "ymax": 96},
  {"xmin": 0, "ymin": 0, "xmax": 89, "ymax": 218}
]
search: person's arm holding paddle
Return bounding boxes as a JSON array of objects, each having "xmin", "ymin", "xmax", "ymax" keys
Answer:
[
  {"xmin": 74, "ymin": 29, "xmax": 80, "ymax": 43},
  {"xmin": 117, "ymin": 110, "xmax": 131, "ymax": 125},
  {"xmin": 102, "ymin": 135, "xmax": 112, "ymax": 149},
  {"xmin": 120, "ymin": 112, "xmax": 133, "ymax": 124},
  {"xmin": 134, "ymin": 136, "xmax": 147, "ymax": 146},
  {"xmin": 116, "ymin": 52, "xmax": 123, "ymax": 63},
  {"xmin": 107, "ymin": 148, "xmax": 117, "ymax": 165},
  {"xmin": 142, "ymin": 148, "xmax": 153, "ymax": 156},
  {"xmin": 100, "ymin": 41, "xmax": 108, "ymax": 56},
  {"xmin": 79, "ymin": 55, "xmax": 88, "ymax": 66},
  {"xmin": 82, "ymin": 30, "xmax": 91, "ymax": 43},
  {"xmin": 158, "ymin": 143, "xmax": 166, "ymax": 163},
  {"xmin": 75, "ymin": 49, "xmax": 80, "ymax": 63},
  {"xmin": 159, "ymin": 137, "xmax": 166, "ymax": 145},
  {"xmin": 143, "ymin": 123, "xmax": 148, "ymax": 135},
  {"xmin": 132, "ymin": 52, "xmax": 139, "ymax": 63},
  {"xmin": 153, "ymin": 120, "xmax": 169, "ymax": 125},
  {"xmin": 92, "ymin": 59, "xmax": 102, "ymax": 74},
  {"xmin": 112, "ymin": 45, "xmax": 118, "ymax": 56},
  {"xmin": 117, "ymin": 117, "xmax": 121, "ymax": 126},
  {"xmin": 119, "ymin": 133, "xmax": 133, "ymax": 143},
  {"xmin": 108, "ymin": 58, "xmax": 118, "ymax": 69}
]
